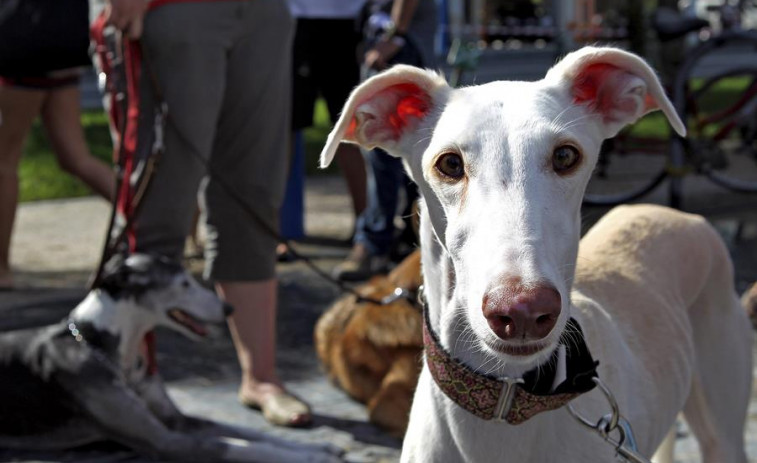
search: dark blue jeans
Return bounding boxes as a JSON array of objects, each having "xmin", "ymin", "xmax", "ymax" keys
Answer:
[
  {"xmin": 354, "ymin": 148, "xmax": 418, "ymax": 256},
  {"xmin": 353, "ymin": 35, "xmax": 424, "ymax": 257}
]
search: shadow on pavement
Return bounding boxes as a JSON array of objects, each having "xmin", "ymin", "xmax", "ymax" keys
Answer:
[{"xmin": 310, "ymin": 414, "xmax": 402, "ymax": 449}]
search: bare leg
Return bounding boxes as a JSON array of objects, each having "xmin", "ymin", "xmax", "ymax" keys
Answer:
[
  {"xmin": 41, "ymin": 85, "xmax": 115, "ymax": 201},
  {"xmin": 217, "ymin": 279, "xmax": 311, "ymax": 427},
  {"xmin": 334, "ymin": 143, "xmax": 366, "ymax": 219},
  {"xmin": 0, "ymin": 85, "xmax": 47, "ymax": 288}
]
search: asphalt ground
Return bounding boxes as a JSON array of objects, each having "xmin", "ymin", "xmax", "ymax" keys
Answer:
[{"xmin": 1, "ymin": 175, "xmax": 757, "ymax": 462}]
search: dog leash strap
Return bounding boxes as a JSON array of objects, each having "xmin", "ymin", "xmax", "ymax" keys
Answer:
[
  {"xmin": 567, "ymin": 378, "xmax": 651, "ymax": 463},
  {"xmin": 90, "ymin": 27, "xmax": 163, "ymax": 290}
]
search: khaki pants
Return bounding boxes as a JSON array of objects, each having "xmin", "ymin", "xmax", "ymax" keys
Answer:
[{"xmin": 133, "ymin": 0, "xmax": 293, "ymax": 281}]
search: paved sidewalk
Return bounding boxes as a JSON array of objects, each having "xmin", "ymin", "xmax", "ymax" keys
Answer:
[{"xmin": 2, "ymin": 175, "xmax": 757, "ymax": 462}]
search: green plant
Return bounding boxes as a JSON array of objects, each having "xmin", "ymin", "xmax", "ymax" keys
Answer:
[
  {"xmin": 19, "ymin": 110, "xmax": 112, "ymax": 202},
  {"xmin": 302, "ymin": 98, "xmax": 340, "ymax": 176}
]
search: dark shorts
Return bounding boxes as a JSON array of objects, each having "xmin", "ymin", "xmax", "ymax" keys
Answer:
[
  {"xmin": 0, "ymin": 0, "xmax": 91, "ymax": 78},
  {"xmin": 292, "ymin": 17, "xmax": 361, "ymax": 130},
  {"xmin": 0, "ymin": 72, "xmax": 82, "ymax": 90}
]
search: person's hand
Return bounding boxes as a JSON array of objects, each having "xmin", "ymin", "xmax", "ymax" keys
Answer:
[
  {"xmin": 106, "ymin": 0, "xmax": 148, "ymax": 39},
  {"xmin": 364, "ymin": 39, "xmax": 402, "ymax": 71}
]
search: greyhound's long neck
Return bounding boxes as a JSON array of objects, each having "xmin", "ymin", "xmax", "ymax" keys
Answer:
[
  {"xmin": 418, "ymin": 204, "xmax": 458, "ymax": 346},
  {"xmin": 70, "ymin": 290, "xmax": 154, "ymax": 371}
]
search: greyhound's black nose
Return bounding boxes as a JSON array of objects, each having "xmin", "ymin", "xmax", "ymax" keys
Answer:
[{"xmin": 223, "ymin": 303, "xmax": 235, "ymax": 317}]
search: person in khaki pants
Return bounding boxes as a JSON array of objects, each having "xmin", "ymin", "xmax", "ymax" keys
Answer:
[{"xmin": 102, "ymin": 0, "xmax": 308, "ymax": 426}]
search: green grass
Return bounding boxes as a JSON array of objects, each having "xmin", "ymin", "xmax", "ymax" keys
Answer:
[
  {"xmin": 19, "ymin": 111, "xmax": 113, "ymax": 202},
  {"xmin": 689, "ymin": 75, "xmax": 754, "ymax": 137},
  {"xmin": 610, "ymin": 75, "xmax": 753, "ymax": 148},
  {"xmin": 19, "ymin": 99, "xmax": 336, "ymax": 202},
  {"xmin": 302, "ymin": 99, "xmax": 339, "ymax": 176},
  {"xmin": 19, "ymin": 75, "xmax": 752, "ymax": 201}
]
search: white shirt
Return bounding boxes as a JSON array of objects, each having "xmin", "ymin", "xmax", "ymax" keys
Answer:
[{"xmin": 287, "ymin": 0, "xmax": 367, "ymax": 19}]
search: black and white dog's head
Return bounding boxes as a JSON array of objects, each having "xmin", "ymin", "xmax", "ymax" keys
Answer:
[{"xmin": 80, "ymin": 253, "xmax": 232, "ymax": 341}]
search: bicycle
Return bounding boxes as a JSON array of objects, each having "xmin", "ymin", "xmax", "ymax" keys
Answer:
[{"xmin": 583, "ymin": 1, "xmax": 757, "ymax": 208}]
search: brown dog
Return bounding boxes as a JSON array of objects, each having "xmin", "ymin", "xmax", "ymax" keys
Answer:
[{"xmin": 315, "ymin": 250, "xmax": 423, "ymax": 436}]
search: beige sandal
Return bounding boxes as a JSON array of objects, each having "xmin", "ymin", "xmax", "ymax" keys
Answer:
[{"xmin": 240, "ymin": 391, "xmax": 312, "ymax": 427}]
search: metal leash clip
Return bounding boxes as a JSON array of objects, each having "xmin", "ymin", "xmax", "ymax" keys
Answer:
[
  {"xmin": 381, "ymin": 287, "xmax": 413, "ymax": 305},
  {"xmin": 567, "ymin": 377, "xmax": 651, "ymax": 463}
]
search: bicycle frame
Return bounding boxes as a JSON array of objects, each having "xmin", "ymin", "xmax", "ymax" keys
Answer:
[
  {"xmin": 584, "ymin": 28, "xmax": 757, "ymax": 208},
  {"xmin": 669, "ymin": 30, "xmax": 757, "ymax": 206}
]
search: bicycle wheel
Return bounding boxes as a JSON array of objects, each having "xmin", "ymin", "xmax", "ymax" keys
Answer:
[
  {"xmin": 582, "ymin": 115, "xmax": 669, "ymax": 206},
  {"xmin": 688, "ymin": 69, "xmax": 757, "ymax": 192}
]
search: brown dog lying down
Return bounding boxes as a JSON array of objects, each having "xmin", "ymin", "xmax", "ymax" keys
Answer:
[{"xmin": 315, "ymin": 250, "xmax": 423, "ymax": 436}]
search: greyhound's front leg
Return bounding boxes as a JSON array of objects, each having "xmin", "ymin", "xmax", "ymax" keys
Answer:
[
  {"xmin": 133, "ymin": 372, "xmax": 187, "ymax": 427},
  {"xmin": 182, "ymin": 417, "xmax": 344, "ymax": 458},
  {"xmin": 134, "ymin": 377, "xmax": 270, "ymax": 437},
  {"xmin": 60, "ymin": 372, "xmax": 340, "ymax": 462},
  {"xmin": 133, "ymin": 370, "xmax": 342, "ymax": 458}
]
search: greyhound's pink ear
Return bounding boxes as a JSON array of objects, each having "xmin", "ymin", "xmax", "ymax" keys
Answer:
[
  {"xmin": 320, "ymin": 65, "xmax": 449, "ymax": 168},
  {"xmin": 546, "ymin": 47, "xmax": 686, "ymax": 138}
]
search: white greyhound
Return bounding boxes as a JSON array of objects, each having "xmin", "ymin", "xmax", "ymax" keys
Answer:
[{"xmin": 320, "ymin": 47, "xmax": 753, "ymax": 462}]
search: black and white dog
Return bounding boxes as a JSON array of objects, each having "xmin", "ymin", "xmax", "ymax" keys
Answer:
[{"xmin": 0, "ymin": 254, "xmax": 340, "ymax": 462}]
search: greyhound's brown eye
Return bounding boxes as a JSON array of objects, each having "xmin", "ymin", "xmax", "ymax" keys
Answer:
[
  {"xmin": 552, "ymin": 145, "xmax": 580, "ymax": 174},
  {"xmin": 435, "ymin": 152, "xmax": 465, "ymax": 179},
  {"xmin": 182, "ymin": 280, "xmax": 190, "ymax": 288}
]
